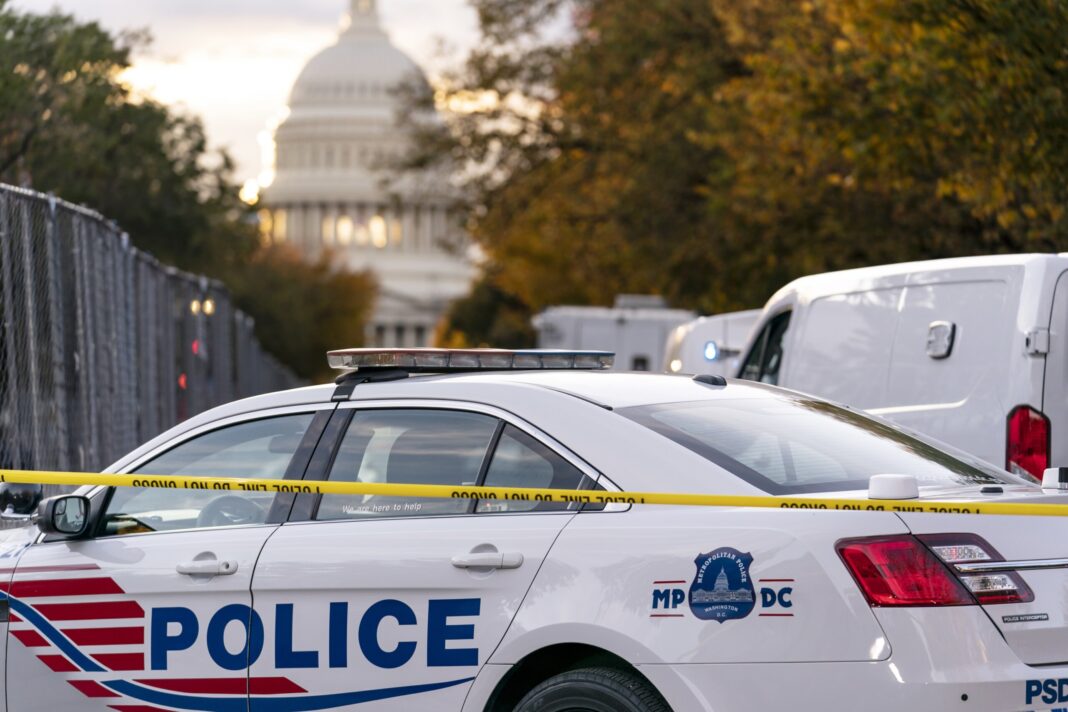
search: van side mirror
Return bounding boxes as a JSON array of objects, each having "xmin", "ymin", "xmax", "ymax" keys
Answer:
[{"xmin": 37, "ymin": 495, "xmax": 91, "ymax": 537}]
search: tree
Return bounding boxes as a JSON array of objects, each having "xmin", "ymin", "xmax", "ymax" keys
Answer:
[
  {"xmin": 435, "ymin": 271, "xmax": 536, "ymax": 348},
  {"xmin": 702, "ymin": 0, "xmax": 1068, "ymax": 295},
  {"xmin": 0, "ymin": 2, "xmax": 131, "ymax": 175},
  {"xmin": 0, "ymin": 4, "xmax": 248, "ymax": 268},
  {"xmin": 404, "ymin": 0, "xmax": 744, "ymax": 344},
  {"xmin": 413, "ymin": 0, "xmax": 1068, "ymax": 345},
  {"xmin": 0, "ymin": 2, "xmax": 377, "ymax": 378},
  {"xmin": 223, "ymin": 247, "xmax": 377, "ymax": 381}
]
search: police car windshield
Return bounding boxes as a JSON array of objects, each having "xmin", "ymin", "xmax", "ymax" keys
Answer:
[{"xmin": 620, "ymin": 393, "xmax": 1016, "ymax": 495}]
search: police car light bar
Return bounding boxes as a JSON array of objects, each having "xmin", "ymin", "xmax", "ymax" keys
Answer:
[{"xmin": 327, "ymin": 348, "xmax": 614, "ymax": 372}]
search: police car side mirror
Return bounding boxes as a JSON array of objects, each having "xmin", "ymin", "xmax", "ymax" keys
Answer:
[{"xmin": 37, "ymin": 495, "xmax": 91, "ymax": 538}]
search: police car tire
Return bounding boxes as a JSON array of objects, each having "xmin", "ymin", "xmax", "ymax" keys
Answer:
[{"xmin": 513, "ymin": 666, "xmax": 670, "ymax": 712}]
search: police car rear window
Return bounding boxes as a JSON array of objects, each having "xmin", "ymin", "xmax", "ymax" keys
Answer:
[{"xmin": 620, "ymin": 394, "xmax": 1013, "ymax": 495}]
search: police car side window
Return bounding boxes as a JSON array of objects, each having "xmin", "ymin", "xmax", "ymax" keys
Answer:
[
  {"xmin": 315, "ymin": 409, "xmax": 498, "ymax": 521},
  {"xmin": 101, "ymin": 413, "xmax": 314, "ymax": 537},
  {"xmin": 476, "ymin": 425, "xmax": 598, "ymax": 514}
]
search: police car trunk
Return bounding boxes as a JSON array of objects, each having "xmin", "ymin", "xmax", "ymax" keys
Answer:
[{"xmin": 890, "ymin": 482, "xmax": 1068, "ymax": 667}]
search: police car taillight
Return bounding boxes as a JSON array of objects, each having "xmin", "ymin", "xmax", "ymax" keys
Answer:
[
  {"xmin": 837, "ymin": 536, "xmax": 973, "ymax": 607},
  {"xmin": 839, "ymin": 534, "xmax": 1034, "ymax": 607},
  {"xmin": 919, "ymin": 533, "xmax": 1034, "ymax": 605},
  {"xmin": 326, "ymin": 348, "xmax": 614, "ymax": 372}
]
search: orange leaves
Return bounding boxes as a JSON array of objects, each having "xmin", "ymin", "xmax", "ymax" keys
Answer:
[{"xmin": 434, "ymin": 0, "xmax": 1068, "ymax": 346}]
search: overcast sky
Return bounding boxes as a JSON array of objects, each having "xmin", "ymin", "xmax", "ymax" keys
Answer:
[{"xmin": 11, "ymin": 1, "xmax": 480, "ymax": 188}]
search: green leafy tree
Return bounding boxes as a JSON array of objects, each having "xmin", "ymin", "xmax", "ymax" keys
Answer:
[
  {"xmin": 223, "ymin": 247, "xmax": 377, "ymax": 382},
  {"xmin": 0, "ymin": 3, "xmax": 248, "ymax": 267},
  {"xmin": 0, "ymin": 2, "xmax": 376, "ymax": 378}
]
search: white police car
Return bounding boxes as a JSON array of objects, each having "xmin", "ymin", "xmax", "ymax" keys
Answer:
[{"xmin": 2, "ymin": 348, "xmax": 1068, "ymax": 712}]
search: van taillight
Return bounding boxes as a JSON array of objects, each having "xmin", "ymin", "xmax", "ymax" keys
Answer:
[
  {"xmin": 1007, "ymin": 405, "xmax": 1050, "ymax": 482},
  {"xmin": 838, "ymin": 534, "xmax": 1033, "ymax": 607},
  {"xmin": 837, "ymin": 536, "xmax": 973, "ymax": 606}
]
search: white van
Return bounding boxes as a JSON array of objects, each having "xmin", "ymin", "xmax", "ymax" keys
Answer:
[
  {"xmin": 738, "ymin": 255, "xmax": 1068, "ymax": 482},
  {"xmin": 662, "ymin": 310, "xmax": 761, "ymax": 377},
  {"xmin": 532, "ymin": 295, "xmax": 695, "ymax": 372}
]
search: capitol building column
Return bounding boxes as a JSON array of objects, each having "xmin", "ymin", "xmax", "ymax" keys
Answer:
[
  {"xmin": 401, "ymin": 204, "xmax": 416, "ymax": 255},
  {"xmin": 308, "ymin": 203, "xmax": 322, "ymax": 255},
  {"xmin": 289, "ymin": 205, "xmax": 305, "ymax": 249}
]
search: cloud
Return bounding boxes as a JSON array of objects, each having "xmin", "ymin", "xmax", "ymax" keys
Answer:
[
  {"xmin": 10, "ymin": 0, "xmax": 477, "ymax": 59},
  {"xmin": 12, "ymin": 0, "xmax": 341, "ymax": 25},
  {"xmin": 383, "ymin": 1, "xmax": 480, "ymax": 65}
]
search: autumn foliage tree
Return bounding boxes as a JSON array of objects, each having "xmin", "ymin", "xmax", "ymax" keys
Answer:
[
  {"xmin": 706, "ymin": 0, "xmax": 1068, "ymax": 292},
  {"xmin": 414, "ymin": 0, "xmax": 1068, "ymax": 346}
]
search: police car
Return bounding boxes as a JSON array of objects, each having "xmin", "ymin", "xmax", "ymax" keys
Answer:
[{"xmin": 2, "ymin": 348, "xmax": 1068, "ymax": 712}]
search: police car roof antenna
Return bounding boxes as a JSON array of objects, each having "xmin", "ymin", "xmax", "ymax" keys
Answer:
[{"xmin": 693, "ymin": 374, "xmax": 728, "ymax": 388}]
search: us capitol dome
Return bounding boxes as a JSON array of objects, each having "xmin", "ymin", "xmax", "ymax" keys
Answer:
[{"xmin": 260, "ymin": 0, "xmax": 474, "ymax": 347}]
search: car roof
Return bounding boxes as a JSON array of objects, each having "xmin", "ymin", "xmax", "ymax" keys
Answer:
[
  {"xmin": 107, "ymin": 370, "xmax": 776, "ymax": 496},
  {"xmin": 355, "ymin": 370, "xmax": 766, "ymax": 410},
  {"xmin": 107, "ymin": 371, "xmax": 773, "ymax": 478},
  {"xmin": 766, "ymin": 253, "xmax": 1068, "ymax": 306},
  {"xmin": 148, "ymin": 371, "xmax": 770, "ymax": 427}
]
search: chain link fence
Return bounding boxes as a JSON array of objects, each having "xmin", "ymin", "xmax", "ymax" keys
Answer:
[{"xmin": 0, "ymin": 184, "xmax": 300, "ymax": 511}]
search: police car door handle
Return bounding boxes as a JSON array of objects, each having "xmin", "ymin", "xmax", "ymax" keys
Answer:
[
  {"xmin": 451, "ymin": 552, "xmax": 524, "ymax": 570},
  {"xmin": 176, "ymin": 559, "xmax": 238, "ymax": 577}
]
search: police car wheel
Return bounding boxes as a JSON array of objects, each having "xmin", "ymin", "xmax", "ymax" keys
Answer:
[{"xmin": 514, "ymin": 666, "xmax": 670, "ymax": 712}]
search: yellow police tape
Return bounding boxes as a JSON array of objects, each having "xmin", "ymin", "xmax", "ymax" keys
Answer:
[{"xmin": 3, "ymin": 468, "xmax": 1068, "ymax": 518}]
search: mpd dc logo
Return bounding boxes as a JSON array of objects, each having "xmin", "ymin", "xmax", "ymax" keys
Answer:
[
  {"xmin": 689, "ymin": 548, "xmax": 755, "ymax": 622},
  {"xmin": 650, "ymin": 548, "xmax": 794, "ymax": 621}
]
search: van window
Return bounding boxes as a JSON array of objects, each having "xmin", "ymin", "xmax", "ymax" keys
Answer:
[
  {"xmin": 739, "ymin": 312, "xmax": 791, "ymax": 384},
  {"xmin": 621, "ymin": 390, "xmax": 1016, "ymax": 495}
]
